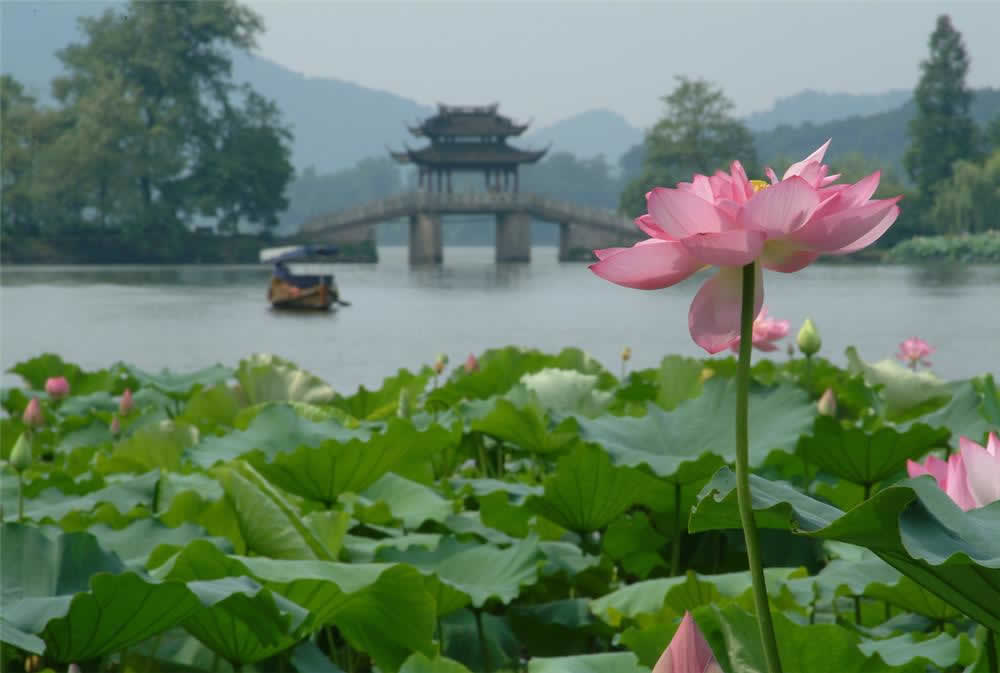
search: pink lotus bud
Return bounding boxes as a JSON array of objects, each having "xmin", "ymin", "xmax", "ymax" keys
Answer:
[
  {"xmin": 22, "ymin": 398, "xmax": 44, "ymax": 427},
  {"xmin": 653, "ymin": 611, "xmax": 723, "ymax": 673},
  {"xmin": 119, "ymin": 388, "xmax": 134, "ymax": 416},
  {"xmin": 729, "ymin": 307, "xmax": 790, "ymax": 353},
  {"xmin": 110, "ymin": 415, "xmax": 121, "ymax": 435},
  {"xmin": 817, "ymin": 388, "xmax": 836, "ymax": 416},
  {"xmin": 68, "ymin": 664, "xmax": 82, "ymax": 673},
  {"xmin": 464, "ymin": 353, "xmax": 479, "ymax": 373},
  {"xmin": 45, "ymin": 376, "xmax": 70, "ymax": 399}
]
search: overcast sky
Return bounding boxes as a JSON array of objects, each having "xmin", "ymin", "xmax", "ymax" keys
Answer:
[{"xmin": 243, "ymin": 1, "xmax": 1000, "ymax": 128}]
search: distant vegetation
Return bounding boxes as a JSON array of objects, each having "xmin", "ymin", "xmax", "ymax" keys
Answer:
[{"xmin": 887, "ymin": 231, "xmax": 1000, "ymax": 263}]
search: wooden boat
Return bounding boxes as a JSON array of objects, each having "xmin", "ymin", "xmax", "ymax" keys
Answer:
[{"xmin": 260, "ymin": 245, "xmax": 340, "ymax": 311}]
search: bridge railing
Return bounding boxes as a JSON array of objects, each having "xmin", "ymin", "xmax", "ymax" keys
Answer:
[{"xmin": 303, "ymin": 190, "xmax": 638, "ymax": 235}]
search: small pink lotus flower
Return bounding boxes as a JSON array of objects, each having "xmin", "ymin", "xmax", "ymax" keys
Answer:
[
  {"xmin": 464, "ymin": 353, "xmax": 479, "ymax": 373},
  {"xmin": 22, "ymin": 398, "xmax": 44, "ymax": 427},
  {"xmin": 907, "ymin": 451, "xmax": 977, "ymax": 511},
  {"xmin": 728, "ymin": 307, "xmax": 789, "ymax": 352},
  {"xmin": 45, "ymin": 376, "xmax": 70, "ymax": 399},
  {"xmin": 119, "ymin": 388, "xmax": 134, "ymax": 416},
  {"xmin": 896, "ymin": 337, "xmax": 934, "ymax": 370},
  {"xmin": 590, "ymin": 140, "xmax": 900, "ymax": 353},
  {"xmin": 653, "ymin": 612, "xmax": 723, "ymax": 673},
  {"xmin": 958, "ymin": 433, "xmax": 1000, "ymax": 509},
  {"xmin": 110, "ymin": 415, "xmax": 121, "ymax": 435}
]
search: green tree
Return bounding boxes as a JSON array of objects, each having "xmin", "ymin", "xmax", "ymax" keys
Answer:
[
  {"xmin": 620, "ymin": 76, "xmax": 757, "ymax": 216},
  {"xmin": 903, "ymin": 15, "xmax": 978, "ymax": 202},
  {"xmin": 927, "ymin": 150, "xmax": 1000, "ymax": 234},
  {"xmin": 51, "ymin": 0, "xmax": 292, "ymax": 236},
  {"xmin": 522, "ymin": 152, "xmax": 621, "ymax": 209}
]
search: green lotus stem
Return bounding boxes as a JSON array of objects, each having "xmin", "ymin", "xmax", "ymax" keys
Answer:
[
  {"xmin": 18, "ymin": 472, "xmax": 24, "ymax": 523},
  {"xmin": 670, "ymin": 481, "xmax": 682, "ymax": 576},
  {"xmin": 988, "ymin": 629, "xmax": 998, "ymax": 673},
  {"xmin": 736, "ymin": 262, "xmax": 783, "ymax": 673},
  {"xmin": 475, "ymin": 608, "xmax": 492, "ymax": 672}
]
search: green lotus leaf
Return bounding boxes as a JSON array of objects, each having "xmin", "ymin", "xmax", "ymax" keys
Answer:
[
  {"xmin": 0, "ymin": 617, "xmax": 45, "ymax": 655},
  {"xmin": 538, "ymin": 541, "xmax": 600, "ymax": 578},
  {"xmin": 377, "ymin": 536, "xmax": 543, "ymax": 612},
  {"xmin": 520, "ymin": 368, "xmax": 612, "ymax": 416},
  {"xmin": 55, "ymin": 422, "xmax": 114, "ymax": 455},
  {"xmin": 3, "ymin": 471, "xmax": 159, "ymax": 523},
  {"xmin": 342, "ymin": 533, "xmax": 442, "ymax": 563},
  {"xmin": 291, "ymin": 640, "xmax": 349, "ymax": 673},
  {"xmin": 157, "ymin": 541, "xmax": 436, "ymax": 672},
  {"xmin": 235, "ymin": 353, "xmax": 335, "ymax": 405},
  {"xmin": 56, "ymin": 391, "xmax": 118, "ymax": 417},
  {"xmin": 399, "ymin": 652, "xmax": 473, "ymax": 673},
  {"xmin": 575, "ymin": 378, "xmax": 815, "ymax": 483},
  {"xmin": 526, "ymin": 443, "xmax": 668, "ymax": 533},
  {"xmin": 217, "ymin": 461, "xmax": 334, "ymax": 560},
  {"xmin": 8, "ymin": 354, "xmax": 125, "ymax": 396},
  {"xmin": 1, "ymin": 523, "xmax": 201, "ymax": 663},
  {"xmin": 187, "ymin": 403, "xmax": 368, "ymax": 468},
  {"xmin": 798, "ymin": 417, "xmax": 949, "ymax": 488},
  {"xmin": 845, "ymin": 346, "xmax": 951, "ymax": 420},
  {"xmin": 908, "ymin": 380, "xmax": 993, "ymax": 443},
  {"xmin": 178, "ymin": 384, "xmax": 241, "ymax": 433},
  {"xmin": 858, "ymin": 631, "xmax": 976, "ymax": 668},
  {"xmin": 123, "ymin": 362, "xmax": 233, "ymax": 395},
  {"xmin": 97, "ymin": 421, "xmax": 199, "ymax": 474},
  {"xmin": 85, "ymin": 518, "xmax": 232, "ymax": 570},
  {"xmin": 255, "ymin": 419, "xmax": 452, "ymax": 506},
  {"xmin": 333, "ymin": 366, "xmax": 433, "ymax": 420},
  {"xmin": 470, "ymin": 397, "xmax": 577, "ymax": 454},
  {"xmin": 653, "ymin": 354, "xmax": 707, "ymax": 411},
  {"xmin": 361, "ymin": 472, "xmax": 453, "ymax": 528},
  {"xmin": 440, "ymin": 609, "xmax": 520, "ymax": 672},
  {"xmin": 527, "ymin": 652, "xmax": 647, "ymax": 673},
  {"xmin": 691, "ymin": 468, "xmax": 1000, "ymax": 630}
]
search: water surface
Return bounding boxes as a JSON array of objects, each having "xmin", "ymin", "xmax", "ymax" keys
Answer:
[{"xmin": 2, "ymin": 247, "xmax": 997, "ymax": 392}]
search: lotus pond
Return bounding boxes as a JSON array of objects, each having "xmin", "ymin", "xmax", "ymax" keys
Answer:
[{"xmin": 2, "ymin": 348, "xmax": 999, "ymax": 673}]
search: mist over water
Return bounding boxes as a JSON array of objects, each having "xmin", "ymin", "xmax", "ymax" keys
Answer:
[{"xmin": 3, "ymin": 247, "xmax": 998, "ymax": 391}]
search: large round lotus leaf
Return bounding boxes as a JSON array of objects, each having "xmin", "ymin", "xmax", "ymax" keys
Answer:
[
  {"xmin": 361, "ymin": 472, "xmax": 453, "ymax": 529},
  {"xmin": 235, "ymin": 353, "xmax": 334, "ymax": 405},
  {"xmin": 9, "ymin": 353, "xmax": 125, "ymax": 396},
  {"xmin": 1, "ymin": 523, "xmax": 200, "ymax": 663},
  {"xmin": 470, "ymin": 397, "xmax": 577, "ymax": 454},
  {"xmin": 692, "ymin": 468, "xmax": 1000, "ymax": 630},
  {"xmin": 519, "ymin": 369, "xmax": 612, "ymax": 416},
  {"xmin": 576, "ymin": 378, "xmax": 815, "ymax": 483},
  {"xmin": 845, "ymin": 346, "xmax": 951, "ymax": 420},
  {"xmin": 798, "ymin": 417, "xmax": 949, "ymax": 487},
  {"xmin": 123, "ymin": 362, "xmax": 233, "ymax": 395},
  {"xmin": 377, "ymin": 536, "xmax": 543, "ymax": 610},
  {"xmin": 399, "ymin": 652, "xmax": 473, "ymax": 673},
  {"xmin": 187, "ymin": 403, "xmax": 369, "ymax": 468},
  {"xmin": 97, "ymin": 421, "xmax": 199, "ymax": 474},
  {"xmin": 527, "ymin": 652, "xmax": 647, "ymax": 673},
  {"xmin": 332, "ymin": 366, "xmax": 433, "ymax": 421},
  {"xmin": 526, "ymin": 443, "xmax": 669, "ymax": 533},
  {"xmin": 905, "ymin": 380, "xmax": 993, "ymax": 443},
  {"xmin": 3, "ymin": 471, "xmax": 160, "ymax": 524},
  {"xmin": 858, "ymin": 632, "xmax": 976, "ymax": 669}
]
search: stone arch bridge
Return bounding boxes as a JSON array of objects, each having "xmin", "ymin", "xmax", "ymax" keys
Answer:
[{"xmin": 300, "ymin": 191, "xmax": 642, "ymax": 264}]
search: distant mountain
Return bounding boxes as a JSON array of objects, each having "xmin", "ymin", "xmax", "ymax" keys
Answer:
[
  {"xmin": 753, "ymin": 88, "xmax": 1000, "ymax": 173},
  {"xmin": 524, "ymin": 109, "xmax": 643, "ymax": 166},
  {"xmin": 743, "ymin": 89, "xmax": 913, "ymax": 131}
]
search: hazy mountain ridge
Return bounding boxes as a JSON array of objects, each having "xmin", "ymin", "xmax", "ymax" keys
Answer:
[
  {"xmin": 743, "ymin": 89, "xmax": 913, "ymax": 131},
  {"xmin": 524, "ymin": 109, "xmax": 644, "ymax": 165}
]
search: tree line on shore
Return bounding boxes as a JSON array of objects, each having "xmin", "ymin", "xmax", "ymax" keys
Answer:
[{"xmin": 1, "ymin": 3, "xmax": 998, "ymax": 260}]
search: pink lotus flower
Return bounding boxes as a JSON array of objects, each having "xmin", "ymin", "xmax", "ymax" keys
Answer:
[
  {"xmin": 653, "ymin": 612, "xmax": 723, "ymax": 673},
  {"xmin": 45, "ymin": 376, "xmax": 70, "ymax": 399},
  {"xmin": 119, "ymin": 388, "xmax": 134, "ymax": 416},
  {"xmin": 590, "ymin": 141, "xmax": 900, "ymax": 353},
  {"xmin": 958, "ymin": 433, "xmax": 1000, "ymax": 509},
  {"xmin": 22, "ymin": 398, "xmax": 44, "ymax": 427},
  {"xmin": 728, "ymin": 307, "xmax": 789, "ymax": 352},
  {"xmin": 464, "ymin": 353, "xmax": 479, "ymax": 373},
  {"xmin": 896, "ymin": 337, "xmax": 934, "ymax": 370},
  {"xmin": 907, "ymin": 453, "xmax": 975, "ymax": 510}
]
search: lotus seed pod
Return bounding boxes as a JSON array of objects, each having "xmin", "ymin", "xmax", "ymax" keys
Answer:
[
  {"xmin": 797, "ymin": 318, "xmax": 822, "ymax": 357},
  {"xmin": 22, "ymin": 398, "xmax": 43, "ymax": 427},
  {"xmin": 621, "ymin": 346, "xmax": 632, "ymax": 362},
  {"xmin": 10, "ymin": 433, "xmax": 32, "ymax": 472},
  {"xmin": 817, "ymin": 388, "xmax": 837, "ymax": 416}
]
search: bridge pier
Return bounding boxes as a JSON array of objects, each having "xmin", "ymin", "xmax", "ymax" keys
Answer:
[
  {"xmin": 496, "ymin": 212, "xmax": 531, "ymax": 262},
  {"xmin": 409, "ymin": 212, "xmax": 442, "ymax": 264},
  {"xmin": 559, "ymin": 222, "xmax": 629, "ymax": 262},
  {"xmin": 314, "ymin": 223, "xmax": 377, "ymax": 262}
]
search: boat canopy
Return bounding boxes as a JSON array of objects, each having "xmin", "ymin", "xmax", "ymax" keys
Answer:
[{"xmin": 259, "ymin": 245, "xmax": 339, "ymax": 264}]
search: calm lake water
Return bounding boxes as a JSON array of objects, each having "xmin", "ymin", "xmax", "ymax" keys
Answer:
[{"xmin": 2, "ymin": 247, "xmax": 998, "ymax": 392}]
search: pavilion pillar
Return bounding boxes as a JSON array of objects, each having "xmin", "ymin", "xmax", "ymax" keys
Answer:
[
  {"xmin": 410, "ymin": 212, "xmax": 443, "ymax": 265},
  {"xmin": 447, "ymin": 170, "xmax": 453, "ymax": 194},
  {"xmin": 496, "ymin": 212, "xmax": 531, "ymax": 262},
  {"xmin": 514, "ymin": 170, "xmax": 519, "ymax": 193}
]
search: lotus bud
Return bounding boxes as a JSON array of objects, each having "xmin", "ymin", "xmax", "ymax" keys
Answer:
[
  {"xmin": 621, "ymin": 346, "xmax": 632, "ymax": 362},
  {"xmin": 817, "ymin": 388, "xmax": 837, "ymax": 416},
  {"xmin": 22, "ymin": 398, "xmax": 43, "ymax": 427},
  {"xmin": 10, "ymin": 433, "xmax": 32, "ymax": 472},
  {"xmin": 45, "ymin": 376, "xmax": 70, "ymax": 399},
  {"xmin": 464, "ymin": 353, "xmax": 479, "ymax": 373},
  {"xmin": 797, "ymin": 318, "xmax": 821, "ymax": 357},
  {"xmin": 110, "ymin": 415, "xmax": 121, "ymax": 435},
  {"xmin": 119, "ymin": 388, "xmax": 134, "ymax": 416},
  {"xmin": 433, "ymin": 353, "xmax": 448, "ymax": 375},
  {"xmin": 652, "ymin": 611, "xmax": 723, "ymax": 673},
  {"xmin": 68, "ymin": 664, "xmax": 82, "ymax": 673},
  {"xmin": 397, "ymin": 388, "xmax": 411, "ymax": 418}
]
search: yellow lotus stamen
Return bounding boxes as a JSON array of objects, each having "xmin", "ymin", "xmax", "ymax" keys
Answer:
[{"xmin": 750, "ymin": 179, "xmax": 770, "ymax": 193}]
